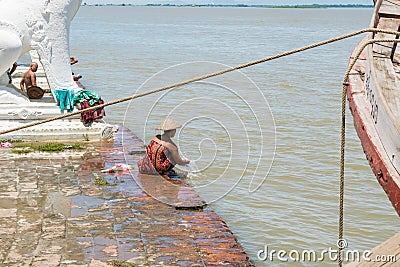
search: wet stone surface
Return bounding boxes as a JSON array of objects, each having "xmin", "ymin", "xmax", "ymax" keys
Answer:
[{"xmin": 0, "ymin": 126, "xmax": 253, "ymax": 267}]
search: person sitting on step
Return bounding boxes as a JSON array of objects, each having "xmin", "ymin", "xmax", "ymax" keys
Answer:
[
  {"xmin": 138, "ymin": 117, "xmax": 190, "ymax": 177},
  {"xmin": 20, "ymin": 62, "xmax": 38, "ymax": 92}
]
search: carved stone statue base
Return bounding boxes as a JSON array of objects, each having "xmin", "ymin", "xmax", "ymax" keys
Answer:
[{"xmin": 0, "ymin": 120, "xmax": 118, "ymax": 142}]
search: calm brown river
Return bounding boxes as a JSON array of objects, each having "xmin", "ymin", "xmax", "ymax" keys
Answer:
[{"xmin": 69, "ymin": 6, "xmax": 400, "ymax": 266}]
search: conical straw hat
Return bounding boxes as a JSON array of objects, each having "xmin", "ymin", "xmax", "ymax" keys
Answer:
[{"xmin": 155, "ymin": 117, "xmax": 182, "ymax": 131}]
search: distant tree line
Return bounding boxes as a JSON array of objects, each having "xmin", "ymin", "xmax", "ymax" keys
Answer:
[{"xmin": 81, "ymin": 3, "xmax": 373, "ymax": 8}]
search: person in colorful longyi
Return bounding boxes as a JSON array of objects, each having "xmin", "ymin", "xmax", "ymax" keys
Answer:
[{"xmin": 138, "ymin": 118, "xmax": 190, "ymax": 176}]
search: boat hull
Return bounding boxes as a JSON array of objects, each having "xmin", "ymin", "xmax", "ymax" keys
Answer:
[{"xmin": 347, "ymin": 38, "xmax": 400, "ymax": 216}]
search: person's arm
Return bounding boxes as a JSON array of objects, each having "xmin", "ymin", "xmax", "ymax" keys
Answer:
[
  {"xmin": 163, "ymin": 142, "xmax": 190, "ymax": 165},
  {"xmin": 31, "ymin": 73, "xmax": 37, "ymax": 87},
  {"xmin": 20, "ymin": 77, "xmax": 25, "ymax": 91}
]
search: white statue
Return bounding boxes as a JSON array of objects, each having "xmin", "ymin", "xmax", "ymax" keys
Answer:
[{"xmin": 0, "ymin": 0, "xmax": 82, "ymax": 103}]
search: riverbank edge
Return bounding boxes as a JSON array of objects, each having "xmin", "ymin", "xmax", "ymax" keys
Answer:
[{"xmin": 0, "ymin": 125, "xmax": 254, "ymax": 266}]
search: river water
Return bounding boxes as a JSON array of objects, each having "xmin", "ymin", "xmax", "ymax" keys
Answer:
[{"xmin": 70, "ymin": 6, "xmax": 400, "ymax": 266}]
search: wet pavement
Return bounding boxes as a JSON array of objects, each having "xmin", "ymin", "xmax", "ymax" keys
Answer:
[{"xmin": 0, "ymin": 126, "xmax": 253, "ymax": 267}]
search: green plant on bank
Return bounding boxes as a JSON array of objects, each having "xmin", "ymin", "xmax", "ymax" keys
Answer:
[
  {"xmin": 11, "ymin": 147, "xmax": 35, "ymax": 154},
  {"xmin": 110, "ymin": 260, "xmax": 136, "ymax": 267},
  {"xmin": 0, "ymin": 139, "xmax": 22, "ymax": 143},
  {"xmin": 10, "ymin": 142, "xmax": 85, "ymax": 154},
  {"xmin": 93, "ymin": 173, "xmax": 109, "ymax": 186}
]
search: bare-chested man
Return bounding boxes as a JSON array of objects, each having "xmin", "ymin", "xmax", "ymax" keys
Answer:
[{"xmin": 20, "ymin": 62, "xmax": 38, "ymax": 92}]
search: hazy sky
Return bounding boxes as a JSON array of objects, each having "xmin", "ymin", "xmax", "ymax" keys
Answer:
[{"xmin": 82, "ymin": 0, "xmax": 373, "ymax": 5}]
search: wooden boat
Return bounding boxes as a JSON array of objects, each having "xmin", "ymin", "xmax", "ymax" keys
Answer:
[{"xmin": 347, "ymin": 0, "xmax": 400, "ymax": 215}]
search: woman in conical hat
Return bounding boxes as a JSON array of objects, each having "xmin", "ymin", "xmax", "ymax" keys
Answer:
[{"xmin": 138, "ymin": 117, "xmax": 190, "ymax": 176}]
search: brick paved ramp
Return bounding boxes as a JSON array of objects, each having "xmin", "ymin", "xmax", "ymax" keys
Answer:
[{"xmin": 0, "ymin": 126, "xmax": 253, "ymax": 267}]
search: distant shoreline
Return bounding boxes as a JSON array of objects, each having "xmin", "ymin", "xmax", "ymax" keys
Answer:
[{"xmin": 81, "ymin": 4, "xmax": 373, "ymax": 8}]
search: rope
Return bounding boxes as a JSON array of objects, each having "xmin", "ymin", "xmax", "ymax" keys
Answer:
[
  {"xmin": 339, "ymin": 37, "xmax": 400, "ymax": 267},
  {"xmin": 1, "ymin": 27, "xmax": 399, "ymax": 136}
]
